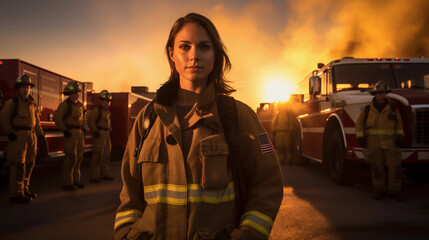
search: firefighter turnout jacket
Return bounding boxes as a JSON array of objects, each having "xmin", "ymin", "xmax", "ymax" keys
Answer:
[
  {"xmin": 0, "ymin": 95, "xmax": 43, "ymax": 197},
  {"xmin": 355, "ymin": 100, "xmax": 404, "ymax": 193},
  {"xmin": 53, "ymin": 98, "xmax": 86, "ymax": 186},
  {"xmin": 114, "ymin": 82, "xmax": 284, "ymax": 240},
  {"xmin": 0, "ymin": 95, "xmax": 43, "ymax": 136},
  {"xmin": 88, "ymin": 105, "xmax": 112, "ymax": 180}
]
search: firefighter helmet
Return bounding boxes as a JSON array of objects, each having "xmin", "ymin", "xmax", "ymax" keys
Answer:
[
  {"xmin": 14, "ymin": 74, "xmax": 35, "ymax": 89},
  {"xmin": 99, "ymin": 90, "xmax": 113, "ymax": 101},
  {"xmin": 370, "ymin": 80, "xmax": 391, "ymax": 94},
  {"xmin": 63, "ymin": 81, "xmax": 81, "ymax": 95}
]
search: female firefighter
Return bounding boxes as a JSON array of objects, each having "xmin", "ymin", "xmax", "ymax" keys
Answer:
[{"xmin": 114, "ymin": 13, "xmax": 283, "ymax": 240}]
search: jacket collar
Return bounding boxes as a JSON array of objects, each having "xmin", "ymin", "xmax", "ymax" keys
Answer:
[{"xmin": 155, "ymin": 80, "xmax": 217, "ymax": 110}]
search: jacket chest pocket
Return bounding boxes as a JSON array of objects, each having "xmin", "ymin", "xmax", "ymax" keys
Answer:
[
  {"xmin": 17, "ymin": 108, "xmax": 29, "ymax": 118},
  {"xmin": 199, "ymin": 134, "xmax": 229, "ymax": 190},
  {"xmin": 138, "ymin": 138, "xmax": 161, "ymax": 163},
  {"xmin": 72, "ymin": 107, "xmax": 82, "ymax": 119}
]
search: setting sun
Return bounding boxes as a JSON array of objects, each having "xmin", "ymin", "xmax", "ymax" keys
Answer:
[{"xmin": 263, "ymin": 77, "xmax": 295, "ymax": 103}]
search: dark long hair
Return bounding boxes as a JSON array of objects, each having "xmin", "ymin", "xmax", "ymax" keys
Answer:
[{"xmin": 164, "ymin": 13, "xmax": 235, "ymax": 95}]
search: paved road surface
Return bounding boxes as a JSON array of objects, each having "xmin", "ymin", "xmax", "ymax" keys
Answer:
[
  {"xmin": 1, "ymin": 159, "xmax": 429, "ymax": 240},
  {"xmin": 0, "ymin": 158, "xmax": 122, "ymax": 240}
]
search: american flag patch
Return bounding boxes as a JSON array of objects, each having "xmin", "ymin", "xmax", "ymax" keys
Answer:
[{"xmin": 258, "ymin": 133, "xmax": 274, "ymax": 155}]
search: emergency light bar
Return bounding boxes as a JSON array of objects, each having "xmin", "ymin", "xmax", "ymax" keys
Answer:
[{"xmin": 367, "ymin": 58, "xmax": 410, "ymax": 61}]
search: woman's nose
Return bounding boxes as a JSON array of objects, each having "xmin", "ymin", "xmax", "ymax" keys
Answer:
[{"xmin": 189, "ymin": 47, "xmax": 200, "ymax": 61}]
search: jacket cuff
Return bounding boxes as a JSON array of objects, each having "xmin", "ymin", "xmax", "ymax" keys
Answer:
[
  {"xmin": 114, "ymin": 226, "xmax": 131, "ymax": 240},
  {"xmin": 230, "ymin": 225, "xmax": 267, "ymax": 240}
]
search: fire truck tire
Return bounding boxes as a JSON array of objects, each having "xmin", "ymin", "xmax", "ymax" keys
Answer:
[
  {"xmin": 291, "ymin": 125, "xmax": 308, "ymax": 166},
  {"xmin": 327, "ymin": 129, "xmax": 353, "ymax": 185}
]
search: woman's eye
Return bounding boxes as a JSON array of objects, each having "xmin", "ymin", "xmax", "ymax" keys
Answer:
[
  {"xmin": 179, "ymin": 44, "xmax": 190, "ymax": 50},
  {"xmin": 200, "ymin": 44, "xmax": 211, "ymax": 50}
]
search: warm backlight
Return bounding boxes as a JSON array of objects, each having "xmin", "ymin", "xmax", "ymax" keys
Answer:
[{"xmin": 264, "ymin": 78, "xmax": 294, "ymax": 102}]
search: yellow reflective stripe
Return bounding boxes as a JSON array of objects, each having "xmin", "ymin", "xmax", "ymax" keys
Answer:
[
  {"xmin": 144, "ymin": 181, "xmax": 235, "ymax": 205},
  {"xmin": 396, "ymin": 129, "xmax": 404, "ymax": 135},
  {"xmin": 114, "ymin": 209, "xmax": 143, "ymax": 230},
  {"xmin": 356, "ymin": 131, "xmax": 364, "ymax": 137},
  {"xmin": 241, "ymin": 219, "xmax": 270, "ymax": 237},
  {"xmin": 144, "ymin": 183, "xmax": 187, "ymax": 192},
  {"xmin": 241, "ymin": 210, "xmax": 274, "ymax": 237},
  {"xmin": 114, "ymin": 217, "xmax": 140, "ymax": 230},
  {"xmin": 243, "ymin": 210, "xmax": 274, "ymax": 225},
  {"xmin": 367, "ymin": 129, "xmax": 396, "ymax": 135},
  {"xmin": 146, "ymin": 196, "xmax": 187, "ymax": 205},
  {"xmin": 115, "ymin": 209, "xmax": 143, "ymax": 218}
]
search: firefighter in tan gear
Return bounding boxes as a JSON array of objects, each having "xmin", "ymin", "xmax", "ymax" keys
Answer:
[
  {"xmin": 54, "ymin": 81, "xmax": 86, "ymax": 191},
  {"xmin": 114, "ymin": 13, "xmax": 283, "ymax": 240},
  {"xmin": 88, "ymin": 90, "xmax": 114, "ymax": 182},
  {"xmin": 356, "ymin": 80, "xmax": 405, "ymax": 201},
  {"xmin": 0, "ymin": 74, "xmax": 43, "ymax": 204},
  {"xmin": 270, "ymin": 101, "xmax": 295, "ymax": 165}
]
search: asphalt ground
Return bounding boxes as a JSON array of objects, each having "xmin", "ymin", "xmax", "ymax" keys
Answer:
[{"xmin": 0, "ymin": 157, "xmax": 123, "ymax": 240}]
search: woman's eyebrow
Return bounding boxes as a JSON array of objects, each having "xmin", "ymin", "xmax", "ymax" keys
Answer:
[{"xmin": 176, "ymin": 40, "xmax": 212, "ymax": 44}]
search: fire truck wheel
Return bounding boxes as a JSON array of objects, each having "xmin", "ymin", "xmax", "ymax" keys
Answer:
[{"xmin": 327, "ymin": 129, "xmax": 353, "ymax": 185}]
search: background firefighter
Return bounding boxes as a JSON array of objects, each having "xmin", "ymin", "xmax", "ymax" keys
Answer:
[
  {"xmin": 54, "ymin": 81, "xmax": 86, "ymax": 191},
  {"xmin": 0, "ymin": 74, "xmax": 43, "ymax": 204},
  {"xmin": 270, "ymin": 101, "xmax": 295, "ymax": 165},
  {"xmin": 355, "ymin": 80, "xmax": 405, "ymax": 200},
  {"xmin": 88, "ymin": 90, "xmax": 114, "ymax": 183}
]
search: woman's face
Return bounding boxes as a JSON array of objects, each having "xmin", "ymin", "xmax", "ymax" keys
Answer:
[{"xmin": 169, "ymin": 23, "xmax": 215, "ymax": 89}]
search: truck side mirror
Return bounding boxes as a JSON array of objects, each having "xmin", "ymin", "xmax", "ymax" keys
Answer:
[{"xmin": 309, "ymin": 76, "xmax": 321, "ymax": 95}]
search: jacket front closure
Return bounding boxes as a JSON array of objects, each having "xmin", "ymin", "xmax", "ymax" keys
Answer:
[{"xmin": 137, "ymin": 92, "xmax": 229, "ymax": 239}]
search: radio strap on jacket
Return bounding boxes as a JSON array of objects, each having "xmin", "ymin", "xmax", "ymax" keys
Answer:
[
  {"xmin": 11, "ymin": 95, "xmax": 36, "ymax": 126},
  {"xmin": 217, "ymin": 94, "xmax": 247, "ymax": 221}
]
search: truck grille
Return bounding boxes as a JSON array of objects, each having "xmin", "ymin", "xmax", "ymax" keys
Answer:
[{"xmin": 415, "ymin": 108, "xmax": 429, "ymax": 145}]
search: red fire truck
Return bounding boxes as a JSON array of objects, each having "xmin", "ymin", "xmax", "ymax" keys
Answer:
[
  {"xmin": 256, "ymin": 102, "xmax": 276, "ymax": 135},
  {"xmin": 88, "ymin": 91, "xmax": 152, "ymax": 160},
  {"xmin": 0, "ymin": 59, "xmax": 94, "ymax": 167},
  {"xmin": 291, "ymin": 57, "xmax": 429, "ymax": 184}
]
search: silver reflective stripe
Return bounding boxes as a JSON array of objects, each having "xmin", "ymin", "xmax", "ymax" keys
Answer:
[
  {"xmin": 114, "ymin": 209, "xmax": 143, "ymax": 230},
  {"xmin": 241, "ymin": 210, "xmax": 274, "ymax": 237},
  {"xmin": 144, "ymin": 181, "xmax": 235, "ymax": 205}
]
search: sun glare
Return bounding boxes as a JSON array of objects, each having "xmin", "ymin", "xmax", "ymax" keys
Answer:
[{"xmin": 264, "ymin": 78, "xmax": 294, "ymax": 102}]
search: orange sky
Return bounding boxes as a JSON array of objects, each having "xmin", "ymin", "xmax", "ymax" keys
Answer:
[{"xmin": 1, "ymin": 0, "xmax": 429, "ymax": 109}]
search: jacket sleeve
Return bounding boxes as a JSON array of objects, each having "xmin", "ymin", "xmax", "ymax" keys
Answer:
[
  {"xmin": 355, "ymin": 107, "xmax": 366, "ymax": 139},
  {"xmin": 395, "ymin": 108, "xmax": 404, "ymax": 137},
  {"xmin": 0, "ymin": 99, "xmax": 14, "ymax": 134},
  {"xmin": 53, "ymin": 102, "xmax": 68, "ymax": 132},
  {"xmin": 87, "ymin": 108, "xmax": 98, "ymax": 133},
  {"xmin": 113, "ymin": 106, "xmax": 148, "ymax": 240},
  {"xmin": 34, "ymin": 104, "xmax": 44, "ymax": 136},
  {"xmin": 230, "ymin": 101, "xmax": 283, "ymax": 240}
]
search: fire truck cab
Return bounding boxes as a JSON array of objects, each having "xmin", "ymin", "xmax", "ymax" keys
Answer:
[{"xmin": 292, "ymin": 57, "xmax": 429, "ymax": 184}]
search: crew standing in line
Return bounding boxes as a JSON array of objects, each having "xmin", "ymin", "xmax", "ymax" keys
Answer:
[
  {"xmin": 54, "ymin": 81, "xmax": 86, "ymax": 191},
  {"xmin": 0, "ymin": 74, "xmax": 43, "ymax": 204},
  {"xmin": 114, "ymin": 13, "xmax": 283, "ymax": 240},
  {"xmin": 88, "ymin": 90, "xmax": 114, "ymax": 183},
  {"xmin": 356, "ymin": 80, "xmax": 405, "ymax": 201}
]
